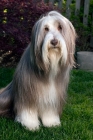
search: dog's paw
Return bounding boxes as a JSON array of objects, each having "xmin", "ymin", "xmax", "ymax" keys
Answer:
[
  {"xmin": 15, "ymin": 109, "xmax": 40, "ymax": 131},
  {"xmin": 23, "ymin": 120, "xmax": 40, "ymax": 131},
  {"xmin": 16, "ymin": 116, "xmax": 40, "ymax": 131},
  {"xmin": 42, "ymin": 117, "xmax": 60, "ymax": 127},
  {"xmin": 41, "ymin": 113, "xmax": 61, "ymax": 127}
]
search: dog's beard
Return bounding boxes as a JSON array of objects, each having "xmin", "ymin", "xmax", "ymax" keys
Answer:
[{"xmin": 42, "ymin": 34, "xmax": 67, "ymax": 64}]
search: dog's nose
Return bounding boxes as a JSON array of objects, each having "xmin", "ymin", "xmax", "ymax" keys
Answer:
[{"xmin": 50, "ymin": 39, "xmax": 58, "ymax": 46}]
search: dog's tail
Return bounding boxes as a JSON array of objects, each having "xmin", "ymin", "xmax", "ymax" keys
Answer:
[{"xmin": 0, "ymin": 82, "xmax": 14, "ymax": 118}]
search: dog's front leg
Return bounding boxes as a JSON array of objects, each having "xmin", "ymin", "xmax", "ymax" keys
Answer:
[
  {"xmin": 40, "ymin": 107, "xmax": 61, "ymax": 127},
  {"xmin": 15, "ymin": 108, "xmax": 40, "ymax": 131}
]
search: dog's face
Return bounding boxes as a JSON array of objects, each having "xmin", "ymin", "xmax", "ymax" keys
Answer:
[
  {"xmin": 41, "ymin": 15, "xmax": 67, "ymax": 69},
  {"xmin": 31, "ymin": 11, "xmax": 76, "ymax": 72}
]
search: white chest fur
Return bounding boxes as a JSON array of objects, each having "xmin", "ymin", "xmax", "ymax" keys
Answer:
[
  {"xmin": 38, "ymin": 79, "xmax": 58, "ymax": 108},
  {"xmin": 38, "ymin": 79, "xmax": 60, "ymax": 127}
]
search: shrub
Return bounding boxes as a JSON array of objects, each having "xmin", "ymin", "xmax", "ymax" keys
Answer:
[
  {"xmin": 69, "ymin": 1, "xmax": 93, "ymax": 52},
  {"xmin": 0, "ymin": 0, "xmax": 57, "ymax": 66}
]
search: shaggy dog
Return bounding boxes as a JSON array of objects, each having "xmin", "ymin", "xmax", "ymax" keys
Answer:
[{"xmin": 0, "ymin": 11, "xmax": 76, "ymax": 130}]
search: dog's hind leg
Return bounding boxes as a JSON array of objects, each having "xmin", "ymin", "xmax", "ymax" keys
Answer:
[{"xmin": 0, "ymin": 82, "xmax": 14, "ymax": 118}]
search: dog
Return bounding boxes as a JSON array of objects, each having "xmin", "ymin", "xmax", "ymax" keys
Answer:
[{"xmin": 0, "ymin": 11, "xmax": 76, "ymax": 130}]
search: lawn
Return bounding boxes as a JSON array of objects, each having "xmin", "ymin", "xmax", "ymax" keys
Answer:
[{"xmin": 0, "ymin": 68, "xmax": 93, "ymax": 140}]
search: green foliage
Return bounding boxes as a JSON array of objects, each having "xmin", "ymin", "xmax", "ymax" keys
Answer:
[
  {"xmin": 62, "ymin": 0, "xmax": 93, "ymax": 51},
  {"xmin": 0, "ymin": 68, "xmax": 15, "ymax": 88},
  {"xmin": 0, "ymin": 68, "xmax": 93, "ymax": 140}
]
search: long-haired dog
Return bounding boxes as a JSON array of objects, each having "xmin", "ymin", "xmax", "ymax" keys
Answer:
[{"xmin": 0, "ymin": 11, "xmax": 76, "ymax": 130}]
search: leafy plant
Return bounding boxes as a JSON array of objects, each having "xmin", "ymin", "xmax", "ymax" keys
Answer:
[
  {"xmin": 0, "ymin": 0, "xmax": 57, "ymax": 66},
  {"xmin": 62, "ymin": 0, "xmax": 93, "ymax": 52},
  {"xmin": 70, "ymin": 0, "xmax": 93, "ymax": 52}
]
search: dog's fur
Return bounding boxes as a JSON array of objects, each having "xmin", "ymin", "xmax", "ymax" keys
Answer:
[{"xmin": 0, "ymin": 11, "xmax": 76, "ymax": 130}]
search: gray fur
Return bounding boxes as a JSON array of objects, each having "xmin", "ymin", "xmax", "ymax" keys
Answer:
[{"xmin": 0, "ymin": 11, "xmax": 76, "ymax": 129}]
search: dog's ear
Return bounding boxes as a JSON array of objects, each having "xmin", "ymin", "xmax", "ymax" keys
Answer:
[
  {"xmin": 30, "ymin": 20, "xmax": 42, "ymax": 65},
  {"xmin": 67, "ymin": 21, "xmax": 77, "ymax": 67},
  {"xmin": 30, "ymin": 19, "xmax": 49, "ymax": 72},
  {"xmin": 62, "ymin": 19, "xmax": 77, "ymax": 67}
]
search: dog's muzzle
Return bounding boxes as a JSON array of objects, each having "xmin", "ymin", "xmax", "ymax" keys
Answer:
[
  {"xmin": 50, "ymin": 39, "xmax": 58, "ymax": 47},
  {"xmin": 49, "ymin": 38, "xmax": 61, "ymax": 51}
]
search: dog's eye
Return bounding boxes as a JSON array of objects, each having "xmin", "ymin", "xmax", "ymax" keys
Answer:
[
  {"xmin": 58, "ymin": 25, "xmax": 62, "ymax": 31},
  {"xmin": 45, "ymin": 27, "xmax": 49, "ymax": 32}
]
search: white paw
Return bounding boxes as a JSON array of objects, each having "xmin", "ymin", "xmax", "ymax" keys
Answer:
[
  {"xmin": 15, "ymin": 109, "xmax": 40, "ymax": 131},
  {"xmin": 21, "ymin": 119, "xmax": 40, "ymax": 131},
  {"xmin": 41, "ymin": 111, "xmax": 61, "ymax": 127},
  {"xmin": 42, "ymin": 116, "xmax": 60, "ymax": 127},
  {"xmin": 23, "ymin": 121, "xmax": 40, "ymax": 131}
]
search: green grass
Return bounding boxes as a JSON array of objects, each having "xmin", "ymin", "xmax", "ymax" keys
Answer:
[{"xmin": 0, "ymin": 68, "xmax": 93, "ymax": 140}]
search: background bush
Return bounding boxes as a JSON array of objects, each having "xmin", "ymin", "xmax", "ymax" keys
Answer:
[
  {"xmin": 0, "ymin": 0, "xmax": 57, "ymax": 66},
  {"xmin": 70, "ymin": 0, "xmax": 93, "ymax": 52}
]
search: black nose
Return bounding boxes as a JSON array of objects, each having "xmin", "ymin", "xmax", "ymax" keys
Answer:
[{"xmin": 50, "ymin": 39, "xmax": 58, "ymax": 46}]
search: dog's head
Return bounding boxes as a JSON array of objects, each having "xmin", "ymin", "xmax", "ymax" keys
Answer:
[{"xmin": 30, "ymin": 11, "xmax": 76, "ymax": 72}]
